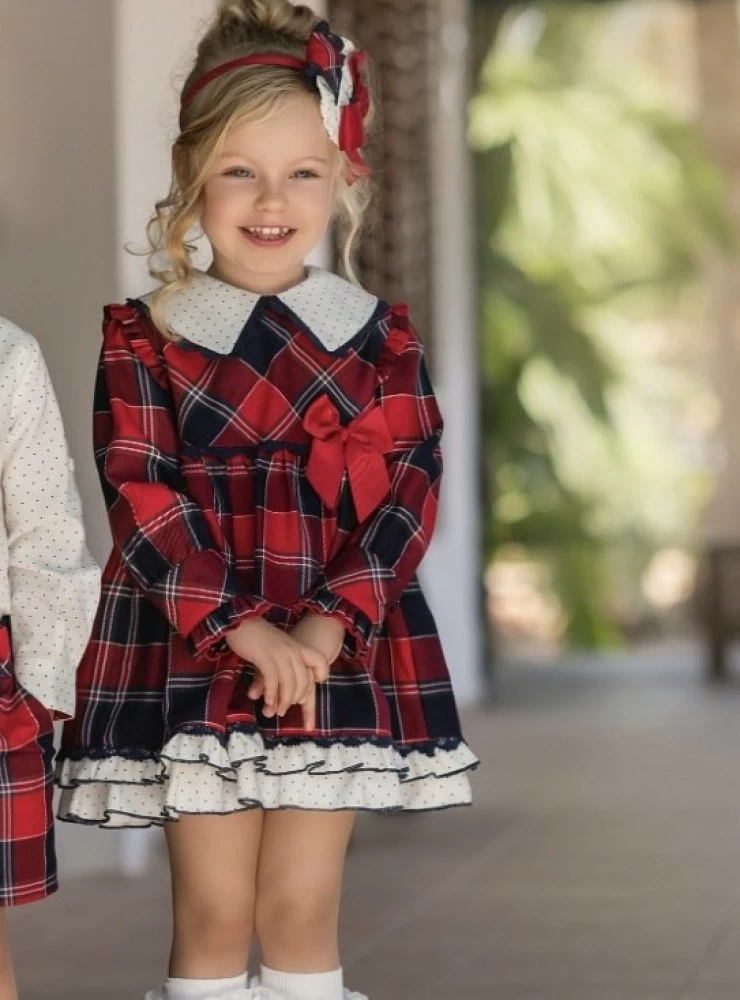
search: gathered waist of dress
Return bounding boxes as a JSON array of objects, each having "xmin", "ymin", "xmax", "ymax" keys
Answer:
[{"xmin": 181, "ymin": 442, "xmax": 310, "ymax": 459}]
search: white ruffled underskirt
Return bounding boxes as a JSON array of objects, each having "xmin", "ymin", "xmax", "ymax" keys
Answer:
[{"xmin": 56, "ymin": 731, "xmax": 479, "ymax": 828}]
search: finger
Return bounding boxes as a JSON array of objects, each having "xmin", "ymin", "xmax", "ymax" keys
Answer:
[
  {"xmin": 291, "ymin": 656, "xmax": 311, "ymax": 706},
  {"xmin": 301, "ymin": 646, "xmax": 330, "ymax": 684},
  {"xmin": 308, "ymin": 661, "xmax": 329, "ymax": 685},
  {"xmin": 301, "ymin": 679, "xmax": 317, "ymax": 732},
  {"xmin": 277, "ymin": 662, "xmax": 297, "ymax": 717},
  {"xmin": 262, "ymin": 665, "xmax": 279, "ymax": 718},
  {"xmin": 248, "ymin": 674, "xmax": 264, "ymax": 701}
]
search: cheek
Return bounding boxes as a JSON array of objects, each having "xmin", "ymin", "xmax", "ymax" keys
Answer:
[
  {"xmin": 202, "ymin": 183, "xmax": 246, "ymax": 231},
  {"xmin": 299, "ymin": 185, "xmax": 334, "ymax": 232}
]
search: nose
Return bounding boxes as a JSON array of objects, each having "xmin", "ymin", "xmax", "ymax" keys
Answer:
[{"xmin": 255, "ymin": 178, "xmax": 287, "ymax": 212}]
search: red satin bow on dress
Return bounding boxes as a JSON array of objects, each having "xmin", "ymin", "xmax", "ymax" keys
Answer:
[{"xmin": 304, "ymin": 395, "xmax": 395, "ymax": 522}]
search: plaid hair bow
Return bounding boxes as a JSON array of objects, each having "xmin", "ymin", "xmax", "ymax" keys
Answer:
[{"xmin": 305, "ymin": 22, "xmax": 371, "ymax": 180}]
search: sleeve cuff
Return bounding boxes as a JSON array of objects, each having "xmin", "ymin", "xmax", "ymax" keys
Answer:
[
  {"xmin": 12, "ymin": 657, "xmax": 75, "ymax": 722},
  {"xmin": 294, "ymin": 586, "xmax": 376, "ymax": 661},
  {"xmin": 188, "ymin": 594, "xmax": 273, "ymax": 661}
]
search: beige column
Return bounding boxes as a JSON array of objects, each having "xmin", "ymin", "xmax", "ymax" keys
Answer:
[
  {"xmin": 695, "ymin": 0, "xmax": 740, "ymax": 544},
  {"xmin": 421, "ymin": 0, "xmax": 484, "ymax": 705}
]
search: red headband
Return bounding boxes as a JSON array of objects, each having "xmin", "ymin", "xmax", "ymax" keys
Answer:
[{"xmin": 181, "ymin": 54, "xmax": 306, "ymax": 114}]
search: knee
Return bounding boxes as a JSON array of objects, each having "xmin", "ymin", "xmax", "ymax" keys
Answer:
[
  {"xmin": 174, "ymin": 890, "xmax": 256, "ymax": 953},
  {"xmin": 255, "ymin": 882, "xmax": 338, "ymax": 943}
]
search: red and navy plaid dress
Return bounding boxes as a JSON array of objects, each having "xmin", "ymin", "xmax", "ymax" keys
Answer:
[{"xmin": 57, "ymin": 269, "xmax": 478, "ymax": 825}]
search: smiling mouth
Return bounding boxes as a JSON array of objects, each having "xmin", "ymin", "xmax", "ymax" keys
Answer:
[{"xmin": 241, "ymin": 226, "xmax": 295, "ymax": 242}]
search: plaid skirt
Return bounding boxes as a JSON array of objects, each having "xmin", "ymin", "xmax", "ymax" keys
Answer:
[{"xmin": 0, "ymin": 618, "xmax": 57, "ymax": 906}]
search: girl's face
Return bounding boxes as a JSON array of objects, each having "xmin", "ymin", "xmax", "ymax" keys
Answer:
[{"xmin": 202, "ymin": 92, "xmax": 337, "ymax": 294}]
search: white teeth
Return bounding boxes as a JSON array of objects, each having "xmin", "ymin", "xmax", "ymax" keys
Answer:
[{"xmin": 246, "ymin": 226, "xmax": 291, "ymax": 238}]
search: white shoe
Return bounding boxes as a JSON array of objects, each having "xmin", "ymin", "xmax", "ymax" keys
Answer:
[{"xmin": 344, "ymin": 992, "xmax": 369, "ymax": 1000}]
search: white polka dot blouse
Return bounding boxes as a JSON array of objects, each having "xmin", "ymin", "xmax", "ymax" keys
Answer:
[{"xmin": 0, "ymin": 317, "xmax": 101, "ymax": 719}]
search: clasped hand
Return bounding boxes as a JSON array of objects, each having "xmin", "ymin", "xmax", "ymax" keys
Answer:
[{"xmin": 225, "ymin": 614, "xmax": 345, "ymax": 730}]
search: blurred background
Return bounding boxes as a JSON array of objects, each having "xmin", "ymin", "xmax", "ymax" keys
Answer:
[{"xmin": 4, "ymin": 1, "xmax": 740, "ymax": 998}]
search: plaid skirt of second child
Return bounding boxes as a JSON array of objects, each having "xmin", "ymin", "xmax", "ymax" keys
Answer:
[{"xmin": 0, "ymin": 617, "xmax": 57, "ymax": 906}]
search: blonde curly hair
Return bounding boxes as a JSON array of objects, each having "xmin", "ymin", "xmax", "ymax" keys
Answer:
[{"xmin": 145, "ymin": 0, "xmax": 374, "ymax": 335}]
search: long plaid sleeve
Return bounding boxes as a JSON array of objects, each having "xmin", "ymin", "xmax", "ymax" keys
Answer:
[
  {"xmin": 295, "ymin": 319, "xmax": 443, "ymax": 656},
  {"xmin": 97, "ymin": 307, "xmax": 270, "ymax": 659}
]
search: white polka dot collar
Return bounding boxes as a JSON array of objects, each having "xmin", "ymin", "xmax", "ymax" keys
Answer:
[{"xmin": 140, "ymin": 267, "xmax": 381, "ymax": 355}]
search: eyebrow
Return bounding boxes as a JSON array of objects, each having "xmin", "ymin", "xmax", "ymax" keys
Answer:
[{"xmin": 217, "ymin": 153, "xmax": 330, "ymax": 165}]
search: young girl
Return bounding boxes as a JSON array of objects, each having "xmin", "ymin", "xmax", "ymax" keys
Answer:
[
  {"xmin": 57, "ymin": 2, "xmax": 478, "ymax": 998},
  {"xmin": 0, "ymin": 316, "xmax": 100, "ymax": 1000}
]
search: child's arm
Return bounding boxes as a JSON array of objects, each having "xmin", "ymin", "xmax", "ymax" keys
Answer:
[
  {"xmin": 295, "ymin": 310, "xmax": 442, "ymax": 658},
  {"xmin": 96, "ymin": 307, "xmax": 273, "ymax": 661},
  {"xmin": 3, "ymin": 330, "xmax": 100, "ymax": 718}
]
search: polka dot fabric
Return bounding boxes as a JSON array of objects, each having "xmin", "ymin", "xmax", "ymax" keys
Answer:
[
  {"xmin": 280, "ymin": 269, "xmax": 378, "ymax": 351},
  {"xmin": 57, "ymin": 734, "xmax": 476, "ymax": 826},
  {"xmin": 0, "ymin": 318, "xmax": 100, "ymax": 721},
  {"xmin": 146, "ymin": 267, "xmax": 380, "ymax": 354}
]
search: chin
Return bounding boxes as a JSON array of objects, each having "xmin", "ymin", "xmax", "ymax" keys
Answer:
[{"xmin": 246, "ymin": 257, "xmax": 303, "ymax": 276}]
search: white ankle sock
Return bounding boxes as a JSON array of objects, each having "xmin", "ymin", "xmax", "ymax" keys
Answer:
[
  {"xmin": 260, "ymin": 965, "xmax": 343, "ymax": 1000},
  {"xmin": 164, "ymin": 972, "xmax": 248, "ymax": 1000}
]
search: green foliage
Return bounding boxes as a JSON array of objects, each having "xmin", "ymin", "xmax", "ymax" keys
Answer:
[{"xmin": 473, "ymin": 1, "xmax": 732, "ymax": 646}]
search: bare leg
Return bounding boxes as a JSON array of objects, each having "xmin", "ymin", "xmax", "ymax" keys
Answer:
[
  {"xmin": 166, "ymin": 810, "xmax": 264, "ymax": 979},
  {"xmin": 255, "ymin": 810, "xmax": 356, "ymax": 973},
  {"xmin": 0, "ymin": 911, "xmax": 17, "ymax": 1000}
]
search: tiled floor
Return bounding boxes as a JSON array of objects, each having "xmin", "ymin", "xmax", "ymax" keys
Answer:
[{"xmin": 11, "ymin": 641, "xmax": 740, "ymax": 999}]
